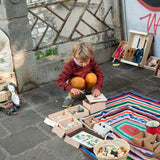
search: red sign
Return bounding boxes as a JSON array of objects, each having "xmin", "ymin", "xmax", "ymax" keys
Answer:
[{"xmin": 137, "ymin": 0, "xmax": 160, "ymax": 12}]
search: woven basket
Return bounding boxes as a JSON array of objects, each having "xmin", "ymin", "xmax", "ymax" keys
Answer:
[{"xmin": 93, "ymin": 133, "xmax": 130, "ymax": 160}]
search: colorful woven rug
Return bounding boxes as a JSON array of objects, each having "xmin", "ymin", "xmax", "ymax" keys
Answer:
[{"xmin": 80, "ymin": 90, "xmax": 160, "ymax": 160}]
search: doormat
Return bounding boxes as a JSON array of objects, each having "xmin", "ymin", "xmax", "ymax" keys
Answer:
[{"xmin": 80, "ymin": 90, "xmax": 160, "ymax": 160}]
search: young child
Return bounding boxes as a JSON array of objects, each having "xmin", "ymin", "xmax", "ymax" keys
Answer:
[{"xmin": 57, "ymin": 41, "xmax": 104, "ymax": 107}]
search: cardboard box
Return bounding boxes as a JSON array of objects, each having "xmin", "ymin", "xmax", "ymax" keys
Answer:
[
  {"xmin": 116, "ymin": 30, "xmax": 153, "ymax": 67},
  {"xmin": 48, "ymin": 109, "xmax": 72, "ymax": 123},
  {"xmin": 66, "ymin": 104, "xmax": 89, "ymax": 119},
  {"xmin": 133, "ymin": 131, "xmax": 154, "ymax": 147},
  {"xmin": 58, "ymin": 117, "xmax": 82, "ymax": 134},
  {"xmin": 144, "ymin": 134, "xmax": 160, "ymax": 151},
  {"xmin": 154, "ymin": 143, "xmax": 160, "ymax": 159},
  {"xmin": 84, "ymin": 117, "xmax": 100, "ymax": 129},
  {"xmin": 83, "ymin": 99, "xmax": 106, "ymax": 114},
  {"xmin": 144, "ymin": 56, "xmax": 159, "ymax": 71}
]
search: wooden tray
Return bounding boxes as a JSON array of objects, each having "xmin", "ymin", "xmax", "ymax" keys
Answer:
[{"xmin": 65, "ymin": 127, "xmax": 104, "ymax": 149}]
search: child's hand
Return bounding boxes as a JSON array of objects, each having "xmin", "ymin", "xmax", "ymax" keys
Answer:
[
  {"xmin": 92, "ymin": 89, "xmax": 101, "ymax": 97},
  {"xmin": 71, "ymin": 88, "xmax": 84, "ymax": 96}
]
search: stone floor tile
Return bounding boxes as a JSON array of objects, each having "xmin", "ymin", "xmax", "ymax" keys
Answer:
[
  {"xmin": 0, "ymin": 147, "xmax": 7, "ymax": 160},
  {"xmin": 1, "ymin": 110, "xmax": 43, "ymax": 134},
  {"xmin": 11, "ymin": 146, "xmax": 58, "ymax": 160},
  {"xmin": 0, "ymin": 127, "xmax": 49, "ymax": 155},
  {"xmin": 102, "ymin": 75, "xmax": 133, "ymax": 96},
  {"xmin": 22, "ymin": 90, "xmax": 50, "ymax": 106},
  {"xmin": 0, "ymin": 123, "xmax": 10, "ymax": 139},
  {"xmin": 42, "ymin": 138, "xmax": 91, "ymax": 160},
  {"xmin": 146, "ymin": 90, "xmax": 160, "ymax": 101}
]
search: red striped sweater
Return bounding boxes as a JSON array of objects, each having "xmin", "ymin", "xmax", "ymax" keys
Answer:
[{"xmin": 56, "ymin": 57, "xmax": 104, "ymax": 92}]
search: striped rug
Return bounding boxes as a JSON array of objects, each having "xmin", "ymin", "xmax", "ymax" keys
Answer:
[{"xmin": 80, "ymin": 90, "xmax": 160, "ymax": 160}]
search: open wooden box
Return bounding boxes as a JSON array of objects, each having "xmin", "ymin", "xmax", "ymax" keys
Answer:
[
  {"xmin": 66, "ymin": 104, "xmax": 89, "ymax": 119},
  {"xmin": 84, "ymin": 117, "xmax": 100, "ymax": 129},
  {"xmin": 58, "ymin": 117, "xmax": 82, "ymax": 134},
  {"xmin": 132, "ymin": 131, "xmax": 154, "ymax": 147},
  {"xmin": 48, "ymin": 109, "xmax": 72, "ymax": 123},
  {"xmin": 113, "ymin": 30, "xmax": 153, "ymax": 67},
  {"xmin": 64, "ymin": 127, "xmax": 104, "ymax": 149},
  {"xmin": 154, "ymin": 143, "xmax": 160, "ymax": 159},
  {"xmin": 144, "ymin": 134, "xmax": 160, "ymax": 151},
  {"xmin": 154, "ymin": 59, "xmax": 160, "ymax": 78},
  {"xmin": 144, "ymin": 56, "xmax": 159, "ymax": 71},
  {"xmin": 112, "ymin": 41, "xmax": 128, "ymax": 60}
]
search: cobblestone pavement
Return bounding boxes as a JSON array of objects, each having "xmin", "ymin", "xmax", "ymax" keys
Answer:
[{"xmin": 0, "ymin": 61, "xmax": 160, "ymax": 160}]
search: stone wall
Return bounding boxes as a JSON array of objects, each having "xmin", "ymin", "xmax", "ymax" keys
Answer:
[
  {"xmin": 0, "ymin": 0, "xmax": 121, "ymax": 93},
  {"xmin": 27, "ymin": 0, "xmax": 115, "ymax": 52}
]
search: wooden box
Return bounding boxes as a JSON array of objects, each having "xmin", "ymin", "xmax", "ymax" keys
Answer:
[
  {"xmin": 144, "ymin": 134, "xmax": 160, "ymax": 151},
  {"xmin": 133, "ymin": 131, "xmax": 154, "ymax": 147},
  {"xmin": 0, "ymin": 72, "xmax": 17, "ymax": 91},
  {"xmin": 64, "ymin": 127, "xmax": 104, "ymax": 149},
  {"xmin": 154, "ymin": 143, "xmax": 160, "ymax": 159},
  {"xmin": 58, "ymin": 117, "xmax": 82, "ymax": 134},
  {"xmin": 154, "ymin": 59, "xmax": 160, "ymax": 78},
  {"xmin": 48, "ymin": 109, "xmax": 72, "ymax": 123},
  {"xmin": 144, "ymin": 56, "xmax": 159, "ymax": 71},
  {"xmin": 82, "ymin": 94, "xmax": 106, "ymax": 114},
  {"xmin": 84, "ymin": 117, "xmax": 100, "ymax": 129},
  {"xmin": 118, "ymin": 30, "xmax": 153, "ymax": 67},
  {"xmin": 112, "ymin": 41, "xmax": 128, "ymax": 60},
  {"xmin": 66, "ymin": 104, "xmax": 89, "ymax": 119},
  {"xmin": 82, "ymin": 99, "xmax": 106, "ymax": 114},
  {"xmin": 0, "ymin": 91, "xmax": 10, "ymax": 102}
]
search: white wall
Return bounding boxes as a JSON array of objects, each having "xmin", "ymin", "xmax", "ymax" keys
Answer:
[{"xmin": 123, "ymin": 0, "xmax": 160, "ymax": 57}]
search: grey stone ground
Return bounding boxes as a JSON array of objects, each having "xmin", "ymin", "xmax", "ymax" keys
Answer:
[{"xmin": 0, "ymin": 60, "xmax": 160, "ymax": 160}]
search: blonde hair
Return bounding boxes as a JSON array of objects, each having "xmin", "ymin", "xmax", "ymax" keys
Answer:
[{"xmin": 72, "ymin": 41, "xmax": 94, "ymax": 60}]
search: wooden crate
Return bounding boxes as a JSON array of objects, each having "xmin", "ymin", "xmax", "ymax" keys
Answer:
[
  {"xmin": 48, "ymin": 109, "xmax": 72, "ymax": 123},
  {"xmin": 112, "ymin": 41, "xmax": 128, "ymax": 60},
  {"xmin": 58, "ymin": 117, "xmax": 82, "ymax": 134},
  {"xmin": 0, "ymin": 72, "xmax": 17, "ymax": 91},
  {"xmin": 66, "ymin": 104, "xmax": 89, "ymax": 119},
  {"xmin": 0, "ymin": 91, "xmax": 10, "ymax": 102},
  {"xmin": 154, "ymin": 59, "xmax": 160, "ymax": 78},
  {"xmin": 144, "ymin": 56, "xmax": 159, "ymax": 71},
  {"xmin": 118, "ymin": 30, "xmax": 153, "ymax": 67}
]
